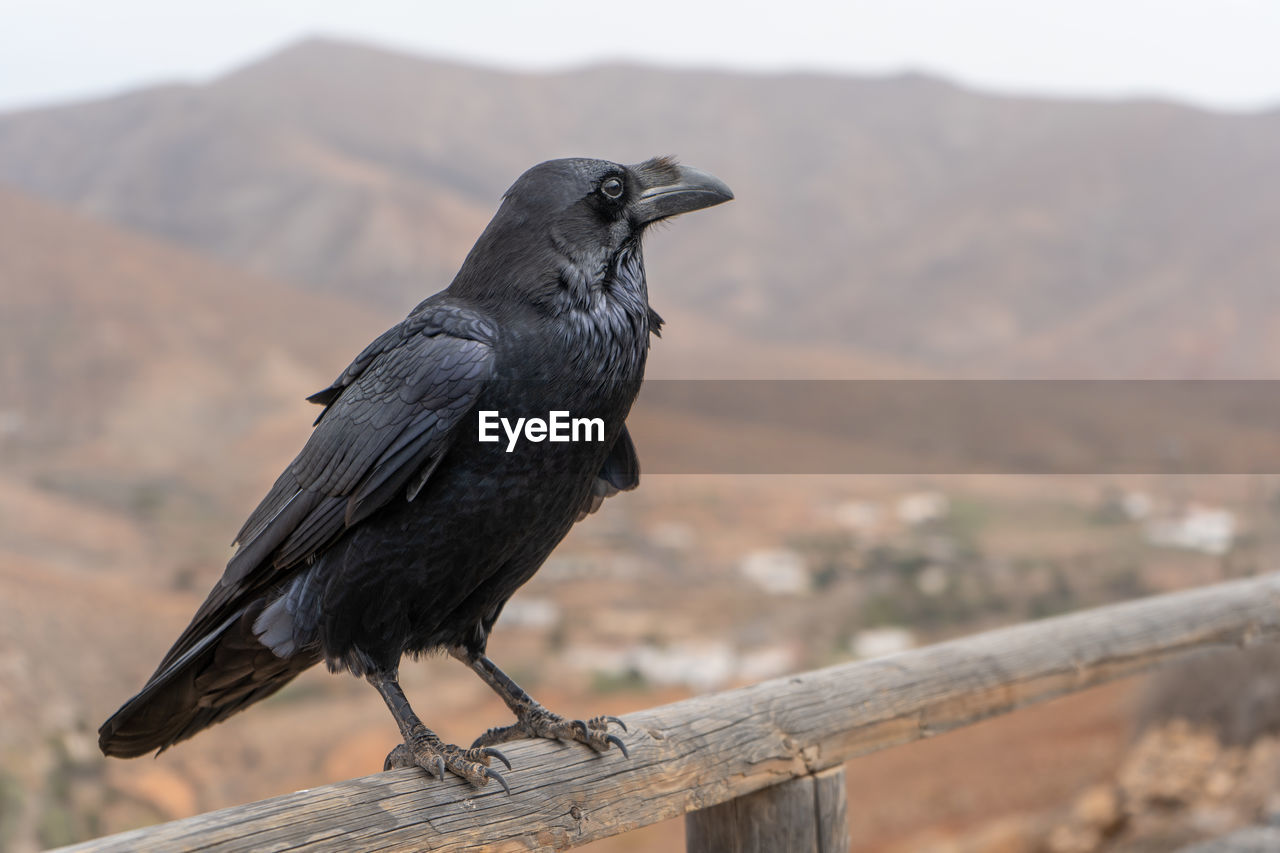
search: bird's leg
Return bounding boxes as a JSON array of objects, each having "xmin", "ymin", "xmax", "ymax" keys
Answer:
[
  {"xmin": 450, "ymin": 649, "xmax": 628, "ymax": 756},
  {"xmin": 367, "ymin": 670, "xmax": 512, "ymax": 792}
]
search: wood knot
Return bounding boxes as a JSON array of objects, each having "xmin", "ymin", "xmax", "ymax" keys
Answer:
[{"xmin": 569, "ymin": 805, "xmax": 585, "ymax": 821}]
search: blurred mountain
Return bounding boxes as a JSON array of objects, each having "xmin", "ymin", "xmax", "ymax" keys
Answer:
[
  {"xmin": 0, "ymin": 184, "xmax": 398, "ymax": 609},
  {"xmin": 4, "ymin": 41, "xmax": 1280, "ymax": 850},
  {"xmin": 0, "ymin": 184, "xmax": 388, "ymax": 475},
  {"xmin": 0, "ymin": 186, "xmax": 394, "ymax": 806},
  {"xmin": 2, "ymin": 37, "xmax": 1280, "ymax": 376}
]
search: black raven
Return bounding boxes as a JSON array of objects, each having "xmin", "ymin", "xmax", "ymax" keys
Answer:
[{"xmin": 98, "ymin": 156, "xmax": 733, "ymax": 791}]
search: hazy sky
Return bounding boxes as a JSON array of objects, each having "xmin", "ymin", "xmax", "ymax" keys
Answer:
[{"xmin": 5, "ymin": 0, "xmax": 1279, "ymax": 112}]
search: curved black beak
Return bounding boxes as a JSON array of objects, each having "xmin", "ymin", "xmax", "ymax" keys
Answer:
[{"xmin": 630, "ymin": 160, "xmax": 734, "ymax": 225}]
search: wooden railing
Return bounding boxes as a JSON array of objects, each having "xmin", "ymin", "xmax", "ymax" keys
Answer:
[{"xmin": 57, "ymin": 573, "xmax": 1280, "ymax": 853}]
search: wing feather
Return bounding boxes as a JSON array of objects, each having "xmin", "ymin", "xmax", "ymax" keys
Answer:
[
  {"xmin": 148, "ymin": 307, "xmax": 494, "ymax": 680},
  {"xmin": 578, "ymin": 425, "xmax": 640, "ymax": 520}
]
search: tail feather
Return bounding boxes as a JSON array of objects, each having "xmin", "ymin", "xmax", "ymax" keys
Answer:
[{"xmin": 98, "ymin": 605, "xmax": 319, "ymax": 758}]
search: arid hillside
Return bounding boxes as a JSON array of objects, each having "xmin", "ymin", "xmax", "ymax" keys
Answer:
[
  {"xmin": 0, "ymin": 185, "xmax": 390, "ymax": 465},
  {"xmin": 0, "ymin": 186, "xmax": 393, "ymax": 768},
  {"xmin": 2, "ymin": 38, "xmax": 1280, "ymax": 376},
  {"xmin": 4, "ymin": 38, "xmax": 1280, "ymax": 853}
]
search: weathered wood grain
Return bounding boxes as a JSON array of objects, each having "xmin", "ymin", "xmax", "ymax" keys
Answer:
[
  {"xmin": 813, "ymin": 767, "xmax": 850, "ymax": 853},
  {"xmin": 57, "ymin": 573, "xmax": 1280, "ymax": 853},
  {"xmin": 685, "ymin": 773, "xmax": 820, "ymax": 853},
  {"xmin": 684, "ymin": 767, "xmax": 848, "ymax": 853}
]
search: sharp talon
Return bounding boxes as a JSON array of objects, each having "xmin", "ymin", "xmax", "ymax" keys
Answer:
[
  {"xmin": 383, "ymin": 743, "xmax": 411, "ymax": 771},
  {"xmin": 486, "ymin": 767, "xmax": 512, "ymax": 796},
  {"xmin": 605, "ymin": 734, "xmax": 630, "ymax": 758},
  {"xmin": 607, "ymin": 716, "xmax": 628, "ymax": 732},
  {"xmin": 434, "ymin": 756, "xmax": 446, "ymax": 780},
  {"xmin": 571, "ymin": 719, "xmax": 589, "ymax": 737},
  {"xmin": 484, "ymin": 747, "xmax": 513, "ymax": 771}
]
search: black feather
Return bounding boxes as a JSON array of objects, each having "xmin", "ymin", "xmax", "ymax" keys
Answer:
[{"xmin": 99, "ymin": 156, "xmax": 731, "ymax": 759}]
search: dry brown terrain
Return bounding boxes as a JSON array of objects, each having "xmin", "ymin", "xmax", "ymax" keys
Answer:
[
  {"xmin": 4, "ymin": 38, "xmax": 1280, "ymax": 377},
  {"xmin": 3, "ymin": 36, "xmax": 1280, "ymax": 852}
]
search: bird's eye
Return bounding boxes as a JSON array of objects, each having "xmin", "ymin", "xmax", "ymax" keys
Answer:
[{"xmin": 600, "ymin": 177, "xmax": 624, "ymax": 199}]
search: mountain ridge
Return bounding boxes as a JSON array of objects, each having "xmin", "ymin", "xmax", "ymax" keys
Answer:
[{"xmin": 3, "ymin": 37, "xmax": 1280, "ymax": 376}]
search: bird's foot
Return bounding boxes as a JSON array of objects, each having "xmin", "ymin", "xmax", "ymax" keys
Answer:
[
  {"xmin": 385, "ymin": 725, "xmax": 512, "ymax": 793},
  {"xmin": 472, "ymin": 707, "xmax": 629, "ymax": 756}
]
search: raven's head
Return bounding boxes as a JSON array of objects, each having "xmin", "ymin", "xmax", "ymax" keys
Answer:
[
  {"xmin": 451, "ymin": 156, "xmax": 732, "ymax": 306},
  {"xmin": 503, "ymin": 155, "xmax": 733, "ymax": 244}
]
